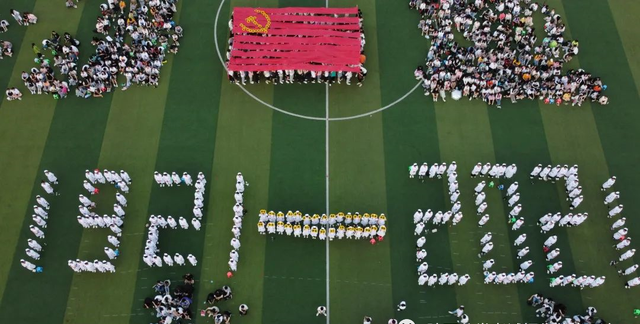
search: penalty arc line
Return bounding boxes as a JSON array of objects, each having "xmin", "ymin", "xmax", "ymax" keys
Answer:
[{"xmin": 213, "ymin": 0, "xmax": 422, "ymax": 122}]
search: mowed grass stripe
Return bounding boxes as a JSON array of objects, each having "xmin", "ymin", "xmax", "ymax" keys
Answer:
[
  {"xmin": 541, "ymin": 0, "xmax": 640, "ymax": 321},
  {"xmin": 433, "ymin": 100, "xmax": 523, "ymax": 322},
  {"xmin": 486, "ymin": 100, "xmax": 585, "ymax": 316},
  {"xmin": 581, "ymin": 0, "xmax": 640, "ymax": 257},
  {"xmin": 0, "ymin": 0, "xmax": 89, "ymax": 310},
  {"xmin": 0, "ymin": 0, "xmax": 37, "ymax": 99},
  {"xmin": 124, "ymin": 0, "xmax": 227, "ymax": 321},
  {"xmin": 0, "ymin": 10, "xmax": 114, "ymax": 322},
  {"xmin": 194, "ymin": 0, "xmax": 274, "ymax": 323},
  {"xmin": 328, "ymin": 1, "xmax": 393, "ymax": 323},
  {"xmin": 374, "ymin": 1, "xmax": 457, "ymax": 320},
  {"xmin": 262, "ymin": 83, "xmax": 326, "ymax": 324},
  {"xmin": 606, "ymin": 0, "xmax": 640, "ymax": 95},
  {"xmin": 61, "ymin": 2, "xmax": 184, "ymax": 321},
  {"xmin": 260, "ymin": 0, "xmax": 327, "ymax": 323},
  {"xmin": 601, "ymin": 0, "xmax": 640, "ymax": 271},
  {"xmin": 195, "ymin": 61, "xmax": 274, "ymax": 324}
]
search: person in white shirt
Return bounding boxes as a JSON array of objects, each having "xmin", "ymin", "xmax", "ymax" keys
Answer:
[
  {"xmin": 601, "ymin": 176, "xmax": 616, "ymax": 191},
  {"xmin": 478, "ymin": 214, "xmax": 489, "ymax": 227},
  {"xmin": 418, "ymin": 163, "xmax": 428, "ymax": 180},
  {"xmin": 409, "ymin": 163, "xmax": 418, "ymax": 178},
  {"xmin": 174, "ymin": 253, "xmax": 185, "ymax": 266},
  {"xmin": 36, "ymin": 195, "xmax": 50, "ymax": 209},
  {"xmin": 44, "ymin": 170, "xmax": 58, "ymax": 184},
  {"xmin": 619, "ymin": 264, "xmax": 638, "ymax": 276},
  {"xmin": 470, "ymin": 163, "xmax": 482, "ymax": 178},
  {"xmin": 187, "ymin": 254, "xmax": 198, "ymax": 266}
]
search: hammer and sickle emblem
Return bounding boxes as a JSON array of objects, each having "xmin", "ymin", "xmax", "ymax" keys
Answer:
[{"xmin": 239, "ymin": 9, "xmax": 271, "ymax": 34}]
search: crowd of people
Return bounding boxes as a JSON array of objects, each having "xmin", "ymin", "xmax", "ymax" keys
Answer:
[
  {"xmin": 257, "ymin": 210, "xmax": 387, "ymax": 241},
  {"xmin": 5, "ymin": 0, "xmax": 182, "ymax": 101},
  {"xmin": 528, "ymin": 294, "xmax": 606, "ymax": 324},
  {"xmin": 225, "ymin": 9, "xmax": 367, "ymax": 86},
  {"xmin": 410, "ymin": 0, "xmax": 609, "ymax": 107},
  {"xmin": 20, "ymin": 31, "xmax": 81, "ymax": 99},
  {"xmin": 229, "ymin": 172, "xmax": 246, "ymax": 273},
  {"xmin": 204, "ymin": 285, "xmax": 249, "ymax": 323},
  {"xmin": 20, "ymin": 170, "xmax": 59, "ymax": 273},
  {"xmin": 143, "ymin": 171, "xmax": 206, "ymax": 268},
  {"xmin": 143, "ymin": 273, "xmax": 197, "ymax": 322}
]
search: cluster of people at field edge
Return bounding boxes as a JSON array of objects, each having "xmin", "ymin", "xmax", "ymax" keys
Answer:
[
  {"xmin": 225, "ymin": 9, "xmax": 367, "ymax": 86},
  {"xmin": 6, "ymin": 0, "xmax": 183, "ymax": 101},
  {"xmin": 528, "ymin": 294, "xmax": 606, "ymax": 324},
  {"xmin": 20, "ymin": 170, "xmax": 58, "ymax": 273},
  {"xmin": 142, "ymin": 171, "xmax": 206, "ymax": 268},
  {"xmin": 143, "ymin": 273, "xmax": 197, "ymax": 322},
  {"xmin": 257, "ymin": 210, "xmax": 387, "ymax": 241},
  {"xmin": 3, "ymin": 9, "xmax": 38, "ymax": 96},
  {"xmin": 204, "ymin": 285, "xmax": 250, "ymax": 324},
  {"xmin": 21, "ymin": 31, "xmax": 81, "ymax": 99},
  {"xmin": 410, "ymin": 0, "xmax": 609, "ymax": 107},
  {"xmin": 0, "ymin": 15, "xmax": 14, "ymax": 60},
  {"xmin": 228, "ymin": 172, "xmax": 247, "ymax": 273}
]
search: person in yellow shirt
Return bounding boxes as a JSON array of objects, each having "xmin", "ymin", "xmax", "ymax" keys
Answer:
[
  {"xmin": 345, "ymin": 213, "xmax": 353, "ymax": 225},
  {"xmin": 286, "ymin": 211, "xmax": 294, "ymax": 223},
  {"xmin": 379, "ymin": 214, "xmax": 387, "ymax": 225},
  {"xmin": 257, "ymin": 221, "xmax": 265, "ymax": 235},
  {"xmin": 362, "ymin": 213, "xmax": 370, "ymax": 226},
  {"xmin": 353, "ymin": 213, "xmax": 362, "ymax": 225},
  {"xmin": 293, "ymin": 224, "xmax": 302, "ymax": 237},
  {"xmin": 328, "ymin": 227, "xmax": 336, "ymax": 240},
  {"xmin": 354, "ymin": 226, "xmax": 363, "ymax": 239},
  {"xmin": 276, "ymin": 221, "xmax": 285, "ymax": 235},
  {"xmin": 346, "ymin": 226, "xmax": 355, "ymax": 239},
  {"xmin": 377, "ymin": 225, "xmax": 387, "ymax": 240},
  {"xmin": 337, "ymin": 225, "xmax": 346, "ymax": 239},
  {"xmin": 363, "ymin": 227, "xmax": 371, "ymax": 239},
  {"xmin": 267, "ymin": 222, "xmax": 276, "ymax": 234},
  {"xmin": 303, "ymin": 225, "xmax": 310, "ymax": 238},
  {"xmin": 319, "ymin": 228, "xmax": 327, "ymax": 240},
  {"xmin": 312, "ymin": 214, "xmax": 320, "ymax": 225},
  {"xmin": 337, "ymin": 212, "xmax": 345, "ymax": 223},
  {"xmin": 310, "ymin": 226, "xmax": 319, "ymax": 239},
  {"xmin": 370, "ymin": 214, "xmax": 378, "ymax": 225},
  {"xmin": 268, "ymin": 210, "xmax": 276, "ymax": 222}
]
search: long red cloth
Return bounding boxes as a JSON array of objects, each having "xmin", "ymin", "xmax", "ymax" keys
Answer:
[{"xmin": 228, "ymin": 7, "xmax": 362, "ymax": 72}]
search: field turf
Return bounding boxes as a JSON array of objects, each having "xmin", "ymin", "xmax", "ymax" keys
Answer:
[{"xmin": 0, "ymin": 0, "xmax": 639, "ymax": 323}]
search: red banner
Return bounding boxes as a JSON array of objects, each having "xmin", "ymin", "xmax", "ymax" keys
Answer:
[{"xmin": 228, "ymin": 7, "xmax": 362, "ymax": 72}]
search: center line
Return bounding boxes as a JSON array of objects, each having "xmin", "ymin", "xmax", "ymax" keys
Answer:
[
  {"xmin": 325, "ymin": 1, "xmax": 330, "ymax": 323},
  {"xmin": 325, "ymin": 82, "xmax": 330, "ymax": 324}
]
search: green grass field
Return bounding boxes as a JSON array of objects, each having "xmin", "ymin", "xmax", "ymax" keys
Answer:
[{"xmin": 1, "ymin": 0, "xmax": 640, "ymax": 323}]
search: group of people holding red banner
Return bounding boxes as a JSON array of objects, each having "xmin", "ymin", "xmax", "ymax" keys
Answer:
[
  {"xmin": 225, "ymin": 7, "xmax": 368, "ymax": 86},
  {"xmin": 410, "ymin": 0, "xmax": 609, "ymax": 107}
]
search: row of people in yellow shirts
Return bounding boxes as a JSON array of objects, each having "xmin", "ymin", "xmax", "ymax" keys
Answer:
[
  {"xmin": 257, "ymin": 221, "xmax": 387, "ymax": 240},
  {"xmin": 257, "ymin": 210, "xmax": 387, "ymax": 226}
]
